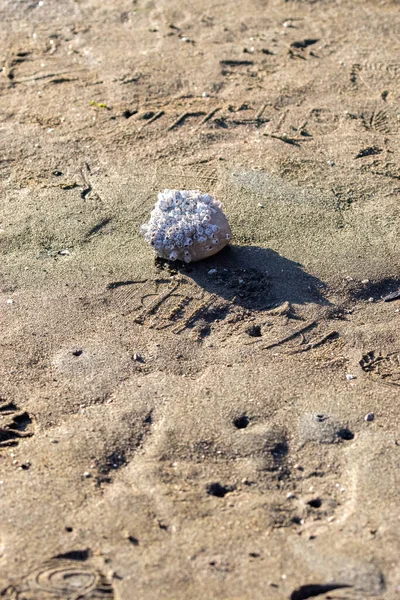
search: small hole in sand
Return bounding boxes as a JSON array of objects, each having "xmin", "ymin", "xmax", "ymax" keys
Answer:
[
  {"xmin": 207, "ymin": 482, "xmax": 234, "ymax": 498},
  {"xmin": 246, "ymin": 324, "xmax": 262, "ymax": 337},
  {"xmin": 315, "ymin": 413, "xmax": 329, "ymax": 422},
  {"xmin": 122, "ymin": 109, "xmax": 137, "ymax": 119},
  {"xmin": 292, "ymin": 516, "xmax": 302, "ymax": 525},
  {"xmin": 271, "ymin": 441, "xmax": 288, "ymax": 458},
  {"xmin": 128, "ymin": 536, "xmax": 139, "ymax": 546},
  {"xmin": 307, "ymin": 498, "xmax": 322, "ymax": 508},
  {"xmin": 233, "ymin": 415, "xmax": 250, "ymax": 429},
  {"xmin": 337, "ymin": 428, "xmax": 354, "ymax": 441}
]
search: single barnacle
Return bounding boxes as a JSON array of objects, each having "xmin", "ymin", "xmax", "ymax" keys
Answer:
[{"xmin": 140, "ymin": 189, "xmax": 231, "ymax": 262}]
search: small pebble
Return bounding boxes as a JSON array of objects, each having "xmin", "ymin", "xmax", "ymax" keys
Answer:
[
  {"xmin": 364, "ymin": 412, "xmax": 374, "ymax": 422},
  {"xmin": 258, "ymin": 203, "xmax": 264, "ymax": 208},
  {"xmin": 6, "ymin": 299, "xmax": 13, "ymax": 305},
  {"xmin": 368, "ymin": 297, "xmax": 374, "ymax": 302},
  {"xmin": 346, "ymin": 374, "xmax": 356, "ymax": 380},
  {"xmin": 83, "ymin": 472, "xmax": 91, "ymax": 478},
  {"xmin": 59, "ymin": 249, "xmax": 70, "ymax": 256},
  {"xmin": 208, "ymin": 269, "xmax": 217, "ymax": 275},
  {"xmin": 361, "ymin": 279, "xmax": 369, "ymax": 284}
]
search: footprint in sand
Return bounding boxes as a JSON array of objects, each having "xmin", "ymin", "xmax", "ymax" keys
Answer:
[
  {"xmin": 0, "ymin": 399, "xmax": 34, "ymax": 449},
  {"xmin": 1, "ymin": 551, "xmax": 114, "ymax": 600}
]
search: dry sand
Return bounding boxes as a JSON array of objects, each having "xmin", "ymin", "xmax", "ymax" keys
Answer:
[{"xmin": 1, "ymin": 0, "xmax": 399, "ymax": 598}]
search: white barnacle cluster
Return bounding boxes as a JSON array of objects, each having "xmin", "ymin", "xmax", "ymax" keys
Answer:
[{"xmin": 140, "ymin": 189, "xmax": 231, "ymax": 262}]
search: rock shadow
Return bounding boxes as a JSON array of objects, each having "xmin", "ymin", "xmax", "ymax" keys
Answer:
[{"xmin": 160, "ymin": 245, "xmax": 330, "ymax": 310}]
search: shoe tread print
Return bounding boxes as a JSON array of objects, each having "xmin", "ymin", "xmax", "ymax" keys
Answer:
[
  {"xmin": 360, "ymin": 350, "xmax": 400, "ymax": 386},
  {"xmin": 1, "ymin": 551, "xmax": 114, "ymax": 600}
]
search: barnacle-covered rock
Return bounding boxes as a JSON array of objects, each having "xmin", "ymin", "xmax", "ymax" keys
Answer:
[{"xmin": 140, "ymin": 189, "xmax": 231, "ymax": 263}]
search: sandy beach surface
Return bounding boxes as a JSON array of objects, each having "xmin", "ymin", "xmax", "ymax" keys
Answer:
[{"xmin": 1, "ymin": 0, "xmax": 399, "ymax": 598}]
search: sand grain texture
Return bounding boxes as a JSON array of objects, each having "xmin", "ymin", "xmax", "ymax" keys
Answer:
[{"xmin": 0, "ymin": 0, "xmax": 399, "ymax": 598}]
